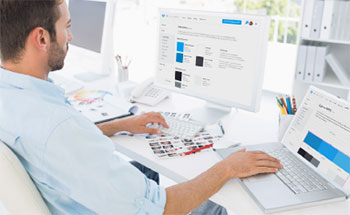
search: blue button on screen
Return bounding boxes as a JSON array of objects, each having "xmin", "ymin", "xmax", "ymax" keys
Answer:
[{"xmin": 222, "ymin": 19, "xmax": 242, "ymax": 25}]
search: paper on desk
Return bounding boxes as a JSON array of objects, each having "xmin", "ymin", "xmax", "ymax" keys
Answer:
[
  {"xmin": 68, "ymin": 90, "xmax": 137, "ymax": 124},
  {"xmin": 146, "ymin": 132, "xmax": 222, "ymax": 159},
  {"xmin": 159, "ymin": 111, "xmax": 192, "ymax": 121}
]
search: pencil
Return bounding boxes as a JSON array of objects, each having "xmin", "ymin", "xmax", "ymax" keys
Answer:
[
  {"xmin": 276, "ymin": 97, "xmax": 286, "ymax": 114},
  {"xmin": 182, "ymin": 143, "xmax": 213, "ymax": 156},
  {"xmin": 280, "ymin": 96, "xmax": 288, "ymax": 114}
]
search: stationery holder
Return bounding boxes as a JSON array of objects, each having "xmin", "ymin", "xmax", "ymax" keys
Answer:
[
  {"xmin": 117, "ymin": 66, "xmax": 129, "ymax": 83},
  {"xmin": 278, "ymin": 113, "xmax": 294, "ymax": 141}
]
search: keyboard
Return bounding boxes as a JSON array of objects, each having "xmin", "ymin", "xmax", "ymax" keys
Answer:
[
  {"xmin": 147, "ymin": 117, "xmax": 204, "ymax": 139},
  {"xmin": 268, "ymin": 148, "xmax": 329, "ymax": 194}
]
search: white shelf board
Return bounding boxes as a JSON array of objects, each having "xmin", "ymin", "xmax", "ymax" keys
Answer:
[
  {"xmin": 296, "ymin": 71, "xmax": 350, "ymax": 90},
  {"xmin": 300, "ymin": 37, "xmax": 350, "ymax": 45}
]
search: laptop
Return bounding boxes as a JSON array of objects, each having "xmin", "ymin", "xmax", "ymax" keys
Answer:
[{"xmin": 216, "ymin": 86, "xmax": 350, "ymax": 213}]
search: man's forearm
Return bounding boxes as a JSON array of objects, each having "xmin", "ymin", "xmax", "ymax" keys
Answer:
[
  {"xmin": 97, "ymin": 118, "xmax": 130, "ymax": 137},
  {"xmin": 164, "ymin": 161, "xmax": 230, "ymax": 215}
]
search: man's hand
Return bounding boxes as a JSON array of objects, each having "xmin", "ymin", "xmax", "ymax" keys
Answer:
[
  {"xmin": 222, "ymin": 148, "xmax": 283, "ymax": 178},
  {"xmin": 124, "ymin": 112, "xmax": 169, "ymax": 134},
  {"xmin": 164, "ymin": 148, "xmax": 282, "ymax": 214}
]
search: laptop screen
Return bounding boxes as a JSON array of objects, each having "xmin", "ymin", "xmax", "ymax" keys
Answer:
[{"xmin": 282, "ymin": 86, "xmax": 350, "ymax": 193}]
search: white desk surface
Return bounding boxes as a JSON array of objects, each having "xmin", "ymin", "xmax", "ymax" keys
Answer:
[
  {"xmin": 57, "ymin": 56, "xmax": 349, "ymax": 215},
  {"xmin": 110, "ymin": 91, "xmax": 350, "ymax": 215}
]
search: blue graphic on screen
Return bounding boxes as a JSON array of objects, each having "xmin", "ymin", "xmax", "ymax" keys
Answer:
[
  {"xmin": 176, "ymin": 53, "xmax": 184, "ymax": 63},
  {"xmin": 222, "ymin": 19, "xmax": 242, "ymax": 25},
  {"xmin": 304, "ymin": 132, "xmax": 350, "ymax": 173},
  {"xmin": 177, "ymin": 42, "xmax": 184, "ymax": 52}
]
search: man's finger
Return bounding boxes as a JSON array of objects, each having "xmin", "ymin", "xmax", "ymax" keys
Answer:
[
  {"xmin": 250, "ymin": 150, "xmax": 266, "ymax": 154},
  {"xmin": 147, "ymin": 117, "xmax": 169, "ymax": 128},
  {"xmin": 251, "ymin": 167, "xmax": 279, "ymax": 175},
  {"xmin": 145, "ymin": 128, "xmax": 162, "ymax": 135},
  {"xmin": 146, "ymin": 112, "xmax": 165, "ymax": 120},
  {"xmin": 255, "ymin": 153, "xmax": 280, "ymax": 163},
  {"xmin": 256, "ymin": 160, "xmax": 283, "ymax": 169}
]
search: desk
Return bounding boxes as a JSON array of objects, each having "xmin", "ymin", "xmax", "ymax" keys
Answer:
[
  {"xmin": 58, "ymin": 53, "xmax": 349, "ymax": 215},
  {"xmin": 110, "ymin": 91, "xmax": 350, "ymax": 215}
]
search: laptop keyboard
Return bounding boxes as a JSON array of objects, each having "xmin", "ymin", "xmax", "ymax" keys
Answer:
[{"xmin": 267, "ymin": 148, "xmax": 329, "ymax": 194}]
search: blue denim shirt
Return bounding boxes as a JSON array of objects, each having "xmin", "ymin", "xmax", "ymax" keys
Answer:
[{"xmin": 0, "ymin": 68, "xmax": 166, "ymax": 215}]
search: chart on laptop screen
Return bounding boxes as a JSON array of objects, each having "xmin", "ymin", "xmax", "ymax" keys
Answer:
[{"xmin": 283, "ymin": 89, "xmax": 350, "ymax": 191}]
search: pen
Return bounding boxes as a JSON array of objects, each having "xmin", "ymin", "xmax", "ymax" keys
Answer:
[
  {"xmin": 182, "ymin": 143, "xmax": 213, "ymax": 156},
  {"xmin": 218, "ymin": 120, "xmax": 225, "ymax": 135},
  {"xmin": 276, "ymin": 97, "xmax": 286, "ymax": 115},
  {"xmin": 280, "ymin": 96, "xmax": 288, "ymax": 114},
  {"xmin": 292, "ymin": 96, "xmax": 297, "ymax": 114},
  {"xmin": 286, "ymin": 96, "xmax": 292, "ymax": 115}
]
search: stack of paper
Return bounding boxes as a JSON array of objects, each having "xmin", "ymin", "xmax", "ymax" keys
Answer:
[
  {"xmin": 302, "ymin": 0, "xmax": 350, "ymax": 41},
  {"xmin": 68, "ymin": 90, "xmax": 137, "ymax": 124}
]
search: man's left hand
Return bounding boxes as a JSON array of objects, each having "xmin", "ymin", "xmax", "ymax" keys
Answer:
[{"xmin": 124, "ymin": 112, "xmax": 169, "ymax": 134}]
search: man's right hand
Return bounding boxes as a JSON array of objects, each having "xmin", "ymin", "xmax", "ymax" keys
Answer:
[{"xmin": 222, "ymin": 148, "xmax": 283, "ymax": 179}]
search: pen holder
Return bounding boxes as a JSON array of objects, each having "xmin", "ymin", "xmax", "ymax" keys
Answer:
[
  {"xmin": 118, "ymin": 67, "xmax": 129, "ymax": 83},
  {"xmin": 278, "ymin": 113, "xmax": 294, "ymax": 141}
]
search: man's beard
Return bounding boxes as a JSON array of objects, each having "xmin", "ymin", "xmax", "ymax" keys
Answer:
[{"xmin": 48, "ymin": 41, "xmax": 67, "ymax": 71}]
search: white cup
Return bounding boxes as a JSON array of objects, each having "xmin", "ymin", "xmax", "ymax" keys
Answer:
[
  {"xmin": 118, "ymin": 67, "xmax": 129, "ymax": 82},
  {"xmin": 278, "ymin": 114, "xmax": 294, "ymax": 141}
]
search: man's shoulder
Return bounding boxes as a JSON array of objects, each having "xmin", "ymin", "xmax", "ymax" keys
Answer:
[{"xmin": 0, "ymin": 87, "xmax": 87, "ymax": 145}]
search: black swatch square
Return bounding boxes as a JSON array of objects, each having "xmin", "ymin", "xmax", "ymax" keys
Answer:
[
  {"xmin": 195, "ymin": 56, "xmax": 204, "ymax": 67},
  {"xmin": 175, "ymin": 71, "xmax": 182, "ymax": 81}
]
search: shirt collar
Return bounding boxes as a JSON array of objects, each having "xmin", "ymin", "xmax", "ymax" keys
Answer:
[{"xmin": 0, "ymin": 67, "xmax": 66, "ymax": 103}]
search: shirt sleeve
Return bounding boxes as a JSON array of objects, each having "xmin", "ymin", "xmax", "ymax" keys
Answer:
[{"xmin": 43, "ymin": 116, "xmax": 166, "ymax": 214}]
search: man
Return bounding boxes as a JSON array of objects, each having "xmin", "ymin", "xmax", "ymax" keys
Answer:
[{"xmin": 0, "ymin": 0, "xmax": 282, "ymax": 214}]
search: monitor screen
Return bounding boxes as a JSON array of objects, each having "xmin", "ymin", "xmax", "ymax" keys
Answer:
[
  {"xmin": 68, "ymin": 0, "xmax": 106, "ymax": 53},
  {"xmin": 155, "ymin": 9, "xmax": 270, "ymax": 112}
]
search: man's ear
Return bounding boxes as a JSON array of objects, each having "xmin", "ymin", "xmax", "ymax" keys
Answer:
[{"xmin": 30, "ymin": 27, "xmax": 51, "ymax": 52}]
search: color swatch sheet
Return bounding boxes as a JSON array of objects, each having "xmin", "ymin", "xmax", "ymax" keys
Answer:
[{"xmin": 68, "ymin": 90, "xmax": 134, "ymax": 123}]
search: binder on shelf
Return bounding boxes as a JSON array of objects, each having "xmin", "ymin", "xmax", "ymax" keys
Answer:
[
  {"xmin": 313, "ymin": 46, "xmax": 328, "ymax": 82},
  {"xmin": 345, "ymin": 1, "xmax": 350, "ymax": 40},
  {"xmin": 326, "ymin": 53, "xmax": 350, "ymax": 86},
  {"xmin": 296, "ymin": 45, "xmax": 307, "ymax": 80},
  {"xmin": 304, "ymin": 46, "xmax": 316, "ymax": 82},
  {"xmin": 310, "ymin": 0, "xmax": 324, "ymax": 39},
  {"xmin": 338, "ymin": 1, "xmax": 347, "ymax": 41},
  {"xmin": 320, "ymin": 0, "xmax": 335, "ymax": 40},
  {"xmin": 301, "ymin": 0, "xmax": 315, "ymax": 38},
  {"xmin": 330, "ymin": 0, "xmax": 341, "ymax": 40}
]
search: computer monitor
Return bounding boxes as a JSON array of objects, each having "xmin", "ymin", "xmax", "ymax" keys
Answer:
[
  {"xmin": 155, "ymin": 9, "xmax": 270, "ymax": 124},
  {"xmin": 68, "ymin": 0, "xmax": 117, "ymax": 79}
]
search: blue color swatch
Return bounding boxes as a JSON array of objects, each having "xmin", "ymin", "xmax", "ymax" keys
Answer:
[
  {"xmin": 304, "ymin": 132, "xmax": 350, "ymax": 173},
  {"xmin": 176, "ymin": 53, "xmax": 184, "ymax": 63},
  {"xmin": 177, "ymin": 42, "xmax": 184, "ymax": 52}
]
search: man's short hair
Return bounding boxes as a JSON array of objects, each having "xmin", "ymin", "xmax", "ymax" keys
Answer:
[{"xmin": 0, "ymin": 0, "xmax": 62, "ymax": 62}]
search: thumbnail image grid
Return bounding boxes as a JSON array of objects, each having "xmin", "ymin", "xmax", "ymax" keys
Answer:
[{"xmin": 147, "ymin": 132, "xmax": 221, "ymax": 159}]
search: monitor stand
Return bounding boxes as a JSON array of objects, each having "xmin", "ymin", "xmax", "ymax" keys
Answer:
[{"xmin": 189, "ymin": 102, "xmax": 232, "ymax": 125}]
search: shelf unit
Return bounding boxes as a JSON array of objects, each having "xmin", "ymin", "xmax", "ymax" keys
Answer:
[{"xmin": 293, "ymin": 0, "xmax": 350, "ymax": 105}]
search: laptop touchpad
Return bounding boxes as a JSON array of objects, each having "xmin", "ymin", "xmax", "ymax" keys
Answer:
[{"xmin": 243, "ymin": 174, "xmax": 301, "ymax": 209}]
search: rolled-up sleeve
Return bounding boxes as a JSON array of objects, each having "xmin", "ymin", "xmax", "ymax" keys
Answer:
[
  {"xmin": 42, "ymin": 116, "xmax": 166, "ymax": 215},
  {"xmin": 135, "ymin": 178, "xmax": 166, "ymax": 215}
]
